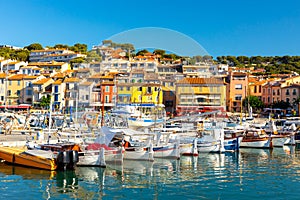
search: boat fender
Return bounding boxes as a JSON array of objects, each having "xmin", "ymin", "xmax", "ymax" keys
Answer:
[
  {"xmin": 57, "ymin": 151, "xmax": 70, "ymax": 165},
  {"xmin": 69, "ymin": 150, "xmax": 79, "ymax": 163}
]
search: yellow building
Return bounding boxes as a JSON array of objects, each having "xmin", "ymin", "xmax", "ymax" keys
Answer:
[
  {"xmin": 281, "ymin": 75, "xmax": 300, "ymax": 87},
  {"xmin": 7, "ymin": 74, "xmax": 38, "ymax": 105},
  {"xmin": 176, "ymin": 77, "xmax": 226, "ymax": 115},
  {"xmin": 0, "ymin": 73, "xmax": 7, "ymax": 105},
  {"xmin": 131, "ymin": 83, "xmax": 163, "ymax": 105},
  {"xmin": 32, "ymin": 77, "xmax": 54, "ymax": 107},
  {"xmin": 117, "ymin": 83, "xmax": 132, "ymax": 104}
]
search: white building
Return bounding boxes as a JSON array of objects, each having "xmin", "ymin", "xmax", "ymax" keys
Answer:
[{"xmin": 29, "ymin": 49, "xmax": 86, "ymax": 62}]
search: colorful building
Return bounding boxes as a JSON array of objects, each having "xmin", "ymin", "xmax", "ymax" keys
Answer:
[
  {"xmin": 226, "ymin": 72, "xmax": 248, "ymax": 112},
  {"xmin": 176, "ymin": 77, "xmax": 226, "ymax": 115}
]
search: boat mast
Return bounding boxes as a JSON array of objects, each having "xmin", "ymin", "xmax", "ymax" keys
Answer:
[
  {"xmin": 101, "ymin": 83, "xmax": 105, "ymax": 127},
  {"xmin": 48, "ymin": 94, "xmax": 52, "ymax": 143},
  {"xmin": 4, "ymin": 65, "xmax": 8, "ymax": 110}
]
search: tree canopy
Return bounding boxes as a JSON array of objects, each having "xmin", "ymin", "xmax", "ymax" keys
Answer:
[
  {"xmin": 242, "ymin": 95, "xmax": 264, "ymax": 111},
  {"xmin": 215, "ymin": 55, "xmax": 300, "ymax": 74},
  {"xmin": 0, "ymin": 47, "xmax": 30, "ymax": 61},
  {"xmin": 24, "ymin": 43, "xmax": 43, "ymax": 51}
]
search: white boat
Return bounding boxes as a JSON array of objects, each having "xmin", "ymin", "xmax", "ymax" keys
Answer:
[
  {"xmin": 197, "ymin": 128, "xmax": 225, "ymax": 153},
  {"xmin": 223, "ymin": 129, "xmax": 244, "ymax": 151},
  {"xmin": 117, "ymin": 128, "xmax": 155, "ymax": 161},
  {"xmin": 77, "ymin": 145, "xmax": 123, "ymax": 167},
  {"xmin": 76, "ymin": 127, "xmax": 124, "ymax": 167},
  {"xmin": 265, "ymin": 119, "xmax": 291, "ymax": 147},
  {"xmin": 123, "ymin": 143, "xmax": 154, "ymax": 161},
  {"xmin": 240, "ymin": 128, "xmax": 272, "ymax": 149},
  {"xmin": 120, "ymin": 104, "xmax": 166, "ymax": 128},
  {"xmin": 179, "ymin": 138, "xmax": 198, "ymax": 156}
]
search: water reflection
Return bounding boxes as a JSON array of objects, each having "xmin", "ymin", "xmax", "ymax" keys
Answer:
[
  {"xmin": 0, "ymin": 162, "xmax": 55, "ymax": 180},
  {"xmin": 2, "ymin": 147, "xmax": 300, "ymax": 199}
]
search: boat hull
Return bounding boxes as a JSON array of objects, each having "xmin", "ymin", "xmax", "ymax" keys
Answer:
[
  {"xmin": 153, "ymin": 143, "xmax": 180, "ymax": 159},
  {"xmin": 180, "ymin": 143, "xmax": 198, "ymax": 156},
  {"xmin": 197, "ymin": 142, "xmax": 221, "ymax": 153},
  {"xmin": 240, "ymin": 137, "xmax": 272, "ymax": 149},
  {"xmin": 124, "ymin": 147, "xmax": 154, "ymax": 161},
  {"xmin": 128, "ymin": 117, "xmax": 164, "ymax": 127},
  {"xmin": 77, "ymin": 148, "xmax": 123, "ymax": 167},
  {"xmin": 271, "ymin": 135, "xmax": 288, "ymax": 147},
  {"xmin": 224, "ymin": 137, "xmax": 243, "ymax": 151},
  {"xmin": 0, "ymin": 147, "xmax": 56, "ymax": 171}
]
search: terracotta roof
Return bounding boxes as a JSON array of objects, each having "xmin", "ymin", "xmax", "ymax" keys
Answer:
[
  {"xmin": 51, "ymin": 73, "xmax": 65, "ymax": 78},
  {"xmin": 53, "ymin": 79, "xmax": 63, "ymax": 85},
  {"xmin": 0, "ymin": 73, "xmax": 6, "ymax": 79},
  {"xmin": 282, "ymin": 83, "xmax": 300, "ymax": 88},
  {"xmin": 77, "ymin": 68, "xmax": 90, "ymax": 72},
  {"xmin": 28, "ymin": 61, "xmax": 66, "ymax": 66},
  {"xmin": 232, "ymin": 72, "xmax": 247, "ymax": 76},
  {"xmin": 177, "ymin": 77, "xmax": 224, "ymax": 85},
  {"xmin": 32, "ymin": 78, "xmax": 52, "ymax": 85},
  {"xmin": 251, "ymin": 80, "xmax": 267, "ymax": 86},
  {"xmin": 64, "ymin": 77, "xmax": 80, "ymax": 83},
  {"xmin": 89, "ymin": 74, "xmax": 104, "ymax": 79},
  {"xmin": 30, "ymin": 49, "xmax": 68, "ymax": 52},
  {"xmin": 8, "ymin": 74, "xmax": 27, "ymax": 80},
  {"xmin": 24, "ymin": 75, "xmax": 38, "ymax": 80},
  {"xmin": 80, "ymin": 81, "xmax": 92, "ymax": 86}
]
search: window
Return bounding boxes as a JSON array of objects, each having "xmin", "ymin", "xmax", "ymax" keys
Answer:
[
  {"xmin": 277, "ymin": 89, "xmax": 280, "ymax": 95},
  {"xmin": 254, "ymin": 86, "xmax": 257, "ymax": 93},
  {"xmin": 26, "ymin": 90, "xmax": 32, "ymax": 95},
  {"xmin": 235, "ymin": 95, "xmax": 242, "ymax": 101},
  {"xmin": 18, "ymin": 80, "xmax": 20, "ymax": 86},
  {"xmin": 293, "ymin": 89, "xmax": 297, "ymax": 95},
  {"xmin": 105, "ymin": 95, "xmax": 109, "ymax": 103},
  {"xmin": 105, "ymin": 86, "xmax": 109, "ymax": 92},
  {"xmin": 54, "ymin": 86, "xmax": 59, "ymax": 93},
  {"xmin": 119, "ymin": 86, "xmax": 123, "ymax": 91},
  {"xmin": 9, "ymin": 80, "xmax": 11, "ymax": 86},
  {"xmin": 268, "ymin": 97, "xmax": 270, "ymax": 103},
  {"xmin": 147, "ymin": 87, "xmax": 151, "ymax": 94},
  {"xmin": 235, "ymin": 84, "xmax": 242, "ymax": 90},
  {"xmin": 259, "ymin": 86, "xmax": 262, "ymax": 93},
  {"xmin": 8, "ymin": 90, "xmax": 11, "ymax": 96},
  {"xmin": 286, "ymin": 98, "xmax": 290, "ymax": 103},
  {"xmin": 286, "ymin": 89, "xmax": 290, "ymax": 95},
  {"xmin": 54, "ymin": 94, "xmax": 59, "ymax": 101},
  {"xmin": 127, "ymin": 87, "xmax": 130, "ymax": 91},
  {"xmin": 85, "ymin": 95, "xmax": 89, "ymax": 100}
]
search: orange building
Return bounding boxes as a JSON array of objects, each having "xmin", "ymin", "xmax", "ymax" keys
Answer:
[{"xmin": 226, "ymin": 72, "xmax": 248, "ymax": 112}]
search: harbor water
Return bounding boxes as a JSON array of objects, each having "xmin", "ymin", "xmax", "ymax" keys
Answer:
[{"xmin": 1, "ymin": 146, "xmax": 300, "ymax": 199}]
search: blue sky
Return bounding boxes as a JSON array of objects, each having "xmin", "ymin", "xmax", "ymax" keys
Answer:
[{"xmin": 1, "ymin": 0, "xmax": 300, "ymax": 57}]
